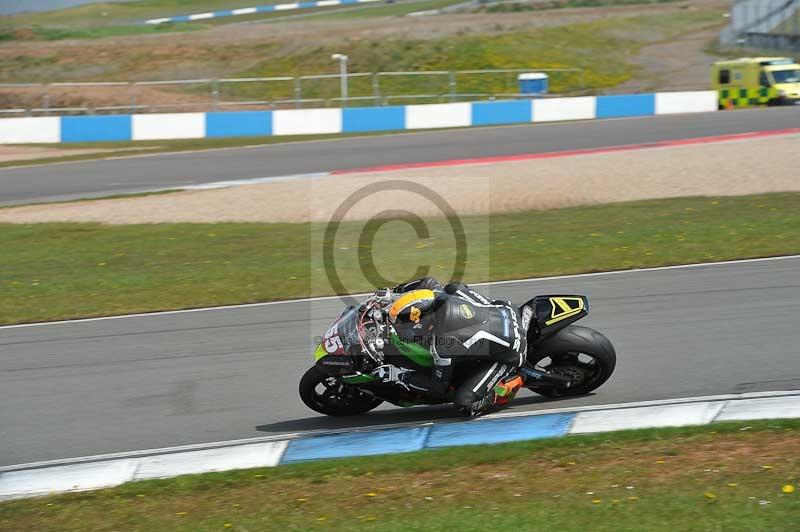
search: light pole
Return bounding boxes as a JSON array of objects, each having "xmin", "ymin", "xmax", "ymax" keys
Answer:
[{"xmin": 331, "ymin": 53, "xmax": 348, "ymax": 106}]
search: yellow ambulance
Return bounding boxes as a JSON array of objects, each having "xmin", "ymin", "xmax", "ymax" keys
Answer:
[{"xmin": 712, "ymin": 57, "xmax": 800, "ymax": 108}]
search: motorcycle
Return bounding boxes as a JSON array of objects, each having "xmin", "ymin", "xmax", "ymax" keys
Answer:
[{"xmin": 299, "ymin": 291, "xmax": 616, "ymax": 416}]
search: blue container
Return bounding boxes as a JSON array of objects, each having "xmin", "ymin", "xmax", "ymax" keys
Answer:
[{"xmin": 518, "ymin": 73, "xmax": 549, "ymax": 95}]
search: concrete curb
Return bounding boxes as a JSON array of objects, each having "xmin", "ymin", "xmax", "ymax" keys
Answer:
[{"xmin": 2, "ymin": 390, "xmax": 799, "ymax": 501}]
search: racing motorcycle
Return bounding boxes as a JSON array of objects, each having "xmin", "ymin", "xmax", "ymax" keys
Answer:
[{"xmin": 299, "ymin": 291, "xmax": 616, "ymax": 416}]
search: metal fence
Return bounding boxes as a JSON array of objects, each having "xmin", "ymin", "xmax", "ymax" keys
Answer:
[
  {"xmin": 0, "ymin": 68, "xmax": 588, "ymax": 117},
  {"xmin": 721, "ymin": 0, "xmax": 800, "ymax": 50}
]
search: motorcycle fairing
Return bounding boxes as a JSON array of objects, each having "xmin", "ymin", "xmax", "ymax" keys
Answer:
[
  {"xmin": 390, "ymin": 333, "xmax": 434, "ymax": 367},
  {"xmin": 523, "ymin": 295, "xmax": 589, "ymax": 339}
]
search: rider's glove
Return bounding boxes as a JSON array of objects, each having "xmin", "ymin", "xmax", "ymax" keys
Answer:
[{"xmin": 372, "ymin": 364, "xmax": 411, "ymax": 389}]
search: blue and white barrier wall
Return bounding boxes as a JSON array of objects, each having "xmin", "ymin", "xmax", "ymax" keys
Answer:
[{"xmin": 0, "ymin": 91, "xmax": 718, "ymax": 144}]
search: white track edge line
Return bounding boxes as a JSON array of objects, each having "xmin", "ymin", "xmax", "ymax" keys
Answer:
[
  {"xmin": 1, "ymin": 254, "xmax": 797, "ymax": 330},
  {"xmin": 3, "ymin": 389, "xmax": 798, "ymax": 473}
]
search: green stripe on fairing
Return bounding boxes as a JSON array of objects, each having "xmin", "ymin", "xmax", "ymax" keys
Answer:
[
  {"xmin": 314, "ymin": 343, "xmax": 328, "ymax": 361},
  {"xmin": 342, "ymin": 374, "xmax": 377, "ymax": 384},
  {"xmin": 391, "ymin": 333, "xmax": 434, "ymax": 367}
]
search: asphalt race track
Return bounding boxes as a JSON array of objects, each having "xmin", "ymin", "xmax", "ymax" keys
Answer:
[
  {"xmin": 1, "ymin": 106, "xmax": 800, "ymax": 205},
  {"xmin": 1, "ymin": 256, "xmax": 799, "ymax": 466}
]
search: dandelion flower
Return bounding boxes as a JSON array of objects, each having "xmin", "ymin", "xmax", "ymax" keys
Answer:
[
  {"xmin": 224, "ymin": 524, "xmax": 233, "ymax": 529},
  {"xmin": 365, "ymin": 493, "xmax": 377, "ymax": 497},
  {"xmin": 782, "ymin": 485, "xmax": 795, "ymax": 494},
  {"xmin": 761, "ymin": 465, "xmax": 773, "ymax": 470},
  {"xmin": 704, "ymin": 492, "xmax": 717, "ymax": 500},
  {"xmin": 592, "ymin": 499, "xmax": 602, "ymax": 504}
]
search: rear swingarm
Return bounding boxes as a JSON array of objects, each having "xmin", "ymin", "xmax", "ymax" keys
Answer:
[{"xmin": 520, "ymin": 366, "xmax": 575, "ymax": 390}]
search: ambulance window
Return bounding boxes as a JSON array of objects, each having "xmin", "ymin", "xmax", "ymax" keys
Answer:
[
  {"xmin": 759, "ymin": 72, "xmax": 770, "ymax": 86},
  {"xmin": 719, "ymin": 69, "xmax": 730, "ymax": 84}
]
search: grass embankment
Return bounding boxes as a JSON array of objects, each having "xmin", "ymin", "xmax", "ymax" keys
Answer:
[
  {"xmin": 0, "ymin": 420, "xmax": 798, "ymax": 531},
  {"xmin": 0, "ymin": 0, "xmax": 469, "ymax": 40},
  {"xmin": 1, "ymin": 5, "xmax": 726, "ymax": 105},
  {"xmin": 480, "ymin": 0, "xmax": 677, "ymax": 13},
  {"xmin": 1, "ymin": 1, "xmax": 269, "ymax": 36},
  {"xmin": 1, "ymin": 192, "xmax": 798, "ymax": 325},
  {"xmin": 0, "ymin": 0, "xmax": 232, "ymax": 40},
  {"xmin": 221, "ymin": 9, "xmax": 722, "ymax": 100}
]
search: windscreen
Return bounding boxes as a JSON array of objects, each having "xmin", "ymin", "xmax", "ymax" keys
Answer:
[
  {"xmin": 333, "ymin": 306, "xmax": 363, "ymax": 355},
  {"xmin": 771, "ymin": 69, "xmax": 800, "ymax": 84}
]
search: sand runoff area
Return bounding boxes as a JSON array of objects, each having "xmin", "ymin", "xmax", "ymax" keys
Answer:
[{"xmin": 1, "ymin": 132, "xmax": 798, "ymax": 224}]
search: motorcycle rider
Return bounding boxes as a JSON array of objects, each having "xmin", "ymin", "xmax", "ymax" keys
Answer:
[{"xmin": 372, "ymin": 277, "xmax": 526, "ymax": 415}]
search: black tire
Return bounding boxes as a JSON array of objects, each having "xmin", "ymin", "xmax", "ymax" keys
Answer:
[
  {"xmin": 299, "ymin": 366, "xmax": 383, "ymax": 416},
  {"xmin": 526, "ymin": 325, "xmax": 616, "ymax": 398}
]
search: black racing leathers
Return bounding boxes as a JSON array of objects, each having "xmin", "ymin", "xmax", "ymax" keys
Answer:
[{"xmin": 390, "ymin": 278, "xmax": 526, "ymax": 409}]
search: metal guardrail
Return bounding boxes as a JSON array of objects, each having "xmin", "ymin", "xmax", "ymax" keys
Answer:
[{"xmin": 0, "ymin": 68, "xmax": 588, "ymax": 116}]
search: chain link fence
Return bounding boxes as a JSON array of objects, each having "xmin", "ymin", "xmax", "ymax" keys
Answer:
[{"xmin": 0, "ymin": 68, "xmax": 590, "ymax": 116}]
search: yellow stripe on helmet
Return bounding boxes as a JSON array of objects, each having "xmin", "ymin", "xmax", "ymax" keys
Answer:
[{"xmin": 389, "ymin": 289, "xmax": 435, "ymax": 322}]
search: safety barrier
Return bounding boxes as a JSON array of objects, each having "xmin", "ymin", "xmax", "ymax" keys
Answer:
[
  {"xmin": 0, "ymin": 91, "xmax": 718, "ymax": 144},
  {"xmin": 145, "ymin": 0, "xmax": 383, "ymax": 24}
]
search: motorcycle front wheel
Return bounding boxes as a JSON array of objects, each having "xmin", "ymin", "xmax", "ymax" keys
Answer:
[{"xmin": 299, "ymin": 366, "xmax": 384, "ymax": 416}]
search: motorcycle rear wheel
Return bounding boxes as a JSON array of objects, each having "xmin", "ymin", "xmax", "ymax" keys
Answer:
[
  {"xmin": 299, "ymin": 366, "xmax": 384, "ymax": 416},
  {"xmin": 526, "ymin": 325, "xmax": 616, "ymax": 398}
]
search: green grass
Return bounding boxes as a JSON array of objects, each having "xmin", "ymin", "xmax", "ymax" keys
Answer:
[
  {"xmin": 1, "ymin": 192, "xmax": 799, "ymax": 325},
  {"xmin": 0, "ymin": 0, "xmax": 467, "ymax": 41},
  {"xmin": 481, "ymin": 0, "xmax": 678, "ymax": 13},
  {"xmin": 1, "ymin": 419, "xmax": 798, "ymax": 531},
  {"xmin": 0, "ymin": 0, "xmax": 330, "ymax": 41},
  {"xmin": 228, "ymin": 10, "xmax": 725, "ymax": 100},
  {"xmin": 23, "ymin": 22, "xmax": 202, "ymax": 40},
  {"xmin": 1, "ymin": 1, "xmax": 276, "ymax": 27},
  {"xmin": 304, "ymin": 0, "xmax": 467, "ymax": 20},
  {"xmin": 1, "ymin": 6, "xmax": 725, "ymax": 100}
]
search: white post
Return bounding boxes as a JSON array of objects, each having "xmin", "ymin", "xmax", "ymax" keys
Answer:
[{"xmin": 332, "ymin": 54, "xmax": 349, "ymax": 106}]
